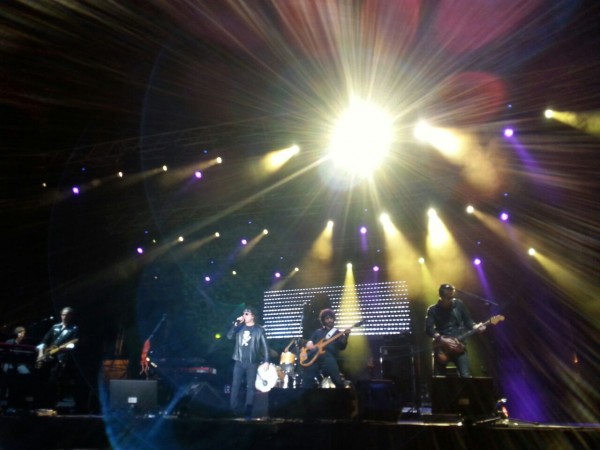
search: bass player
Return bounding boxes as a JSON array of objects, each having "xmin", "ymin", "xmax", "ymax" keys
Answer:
[
  {"xmin": 425, "ymin": 284, "xmax": 486, "ymax": 377},
  {"xmin": 301, "ymin": 308, "xmax": 350, "ymax": 389}
]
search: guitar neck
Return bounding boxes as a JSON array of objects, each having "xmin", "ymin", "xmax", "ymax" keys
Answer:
[{"xmin": 457, "ymin": 317, "xmax": 498, "ymax": 341}]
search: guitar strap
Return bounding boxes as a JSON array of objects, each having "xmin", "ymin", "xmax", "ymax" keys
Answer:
[
  {"xmin": 325, "ymin": 327, "xmax": 338, "ymax": 339},
  {"xmin": 451, "ymin": 301, "xmax": 466, "ymax": 334}
]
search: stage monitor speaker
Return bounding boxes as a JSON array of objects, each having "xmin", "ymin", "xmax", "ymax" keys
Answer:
[
  {"xmin": 431, "ymin": 376, "xmax": 496, "ymax": 417},
  {"xmin": 109, "ymin": 380, "xmax": 157, "ymax": 414},
  {"xmin": 268, "ymin": 389, "xmax": 354, "ymax": 420},
  {"xmin": 355, "ymin": 379, "xmax": 400, "ymax": 422}
]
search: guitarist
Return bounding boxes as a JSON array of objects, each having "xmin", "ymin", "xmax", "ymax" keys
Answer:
[
  {"xmin": 301, "ymin": 309, "xmax": 349, "ymax": 389},
  {"xmin": 425, "ymin": 284, "xmax": 485, "ymax": 377},
  {"xmin": 35, "ymin": 306, "xmax": 80, "ymax": 408}
]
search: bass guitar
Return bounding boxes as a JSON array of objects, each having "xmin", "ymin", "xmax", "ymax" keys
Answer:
[
  {"xmin": 434, "ymin": 315, "xmax": 504, "ymax": 364},
  {"xmin": 299, "ymin": 320, "xmax": 365, "ymax": 367},
  {"xmin": 36, "ymin": 339, "xmax": 79, "ymax": 368}
]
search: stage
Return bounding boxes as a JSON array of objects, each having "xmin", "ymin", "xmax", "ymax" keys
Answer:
[{"xmin": 0, "ymin": 411, "xmax": 598, "ymax": 450}]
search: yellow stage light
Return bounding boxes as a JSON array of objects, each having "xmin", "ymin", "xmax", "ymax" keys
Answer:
[{"xmin": 466, "ymin": 205, "xmax": 475, "ymax": 214}]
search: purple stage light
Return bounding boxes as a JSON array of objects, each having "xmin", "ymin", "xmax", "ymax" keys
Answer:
[
  {"xmin": 503, "ymin": 128, "xmax": 514, "ymax": 138},
  {"xmin": 72, "ymin": 186, "xmax": 80, "ymax": 195},
  {"xmin": 500, "ymin": 212, "xmax": 509, "ymax": 221},
  {"xmin": 473, "ymin": 258, "xmax": 481, "ymax": 266},
  {"xmin": 194, "ymin": 171, "xmax": 202, "ymax": 179},
  {"xmin": 136, "ymin": 247, "xmax": 144, "ymax": 254},
  {"xmin": 360, "ymin": 226, "xmax": 367, "ymax": 235},
  {"xmin": 274, "ymin": 272, "xmax": 281, "ymax": 278},
  {"xmin": 204, "ymin": 276, "xmax": 211, "ymax": 282},
  {"xmin": 372, "ymin": 266, "xmax": 380, "ymax": 272},
  {"xmin": 241, "ymin": 239, "xmax": 247, "ymax": 245}
]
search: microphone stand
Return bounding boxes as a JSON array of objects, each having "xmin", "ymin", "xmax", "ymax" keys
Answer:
[{"xmin": 456, "ymin": 289, "xmax": 499, "ymax": 307}]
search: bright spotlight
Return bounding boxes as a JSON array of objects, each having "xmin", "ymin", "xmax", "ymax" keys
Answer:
[
  {"xmin": 178, "ymin": 236, "xmax": 184, "ymax": 242},
  {"xmin": 326, "ymin": 220, "xmax": 334, "ymax": 229},
  {"xmin": 328, "ymin": 98, "xmax": 394, "ymax": 177},
  {"xmin": 500, "ymin": 212, "xmax": 509, "ymax": 221},
  {"xmin": 473, "ymin": 258, "xmax": 482, "ymax": 266},
  {"xmin": 528, "ymin": 248, "xmax": 536, "ymax": 256},
  {"xmin": 544, "ymin": 109, "xmax": 554, "ymax": 119},
  {"xmin": 418, "ymin": 257, "xmax": 425, "ymax": 264},
  {"xmin": 414, "ymin": 121, "xmax": 432, "ymax": 141},
  {"xmin": 162, "ymin": 165, "xmax": 168, "ymax": 171},
  {"xmin": 216, "ymin": 157, "xmax": 223, "ymax": 164},
  {"xmin": 466, "ymin": 205, "xmax": 475, "ymax": 214},
  {"xmin": 503, "ymin": 128, "xmax": 514, "ymax": 138},
  {"xmin": 379, "ymin": 213, "xmax": 391, "ymax": 224},
  {"xmin": 263, "ymin": 229, "xmax": 268, "ymax": 235},
  {"xmin": 346, "ymin": 263, "xmax": 353, "ymax": 269},
  {"xmin": 427, "ymin": 208, "xmax": 437, "ymax": 218}
]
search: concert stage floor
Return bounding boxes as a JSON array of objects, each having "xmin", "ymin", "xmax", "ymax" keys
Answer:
[{"xmin": 1, "ymin": 412, "xmax": 598, "ymax": 450}]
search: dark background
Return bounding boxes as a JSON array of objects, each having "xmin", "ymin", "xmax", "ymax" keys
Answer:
[{"xmin": 1, "ymin": 0, "xmax": 599, "ymax": 421}]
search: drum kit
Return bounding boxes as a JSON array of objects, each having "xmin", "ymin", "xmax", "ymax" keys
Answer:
[{"xmin": 255, "ymin": 339, "xmax": 347, "ymax": 392}]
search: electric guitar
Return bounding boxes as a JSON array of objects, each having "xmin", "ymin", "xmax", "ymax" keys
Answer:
[
  {"xmin": 434, "ymin": 315, "xmax": 504, "ymax": 364},
  {"xmin": 36, "ymin": 339, "xmax": 79, "ymax": 368},
  {"xmin": 299, "ymin": 320, "xmax": 365, "ymax": 367}
]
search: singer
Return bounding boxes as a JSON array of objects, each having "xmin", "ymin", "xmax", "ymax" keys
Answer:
[{"xmin": 226, "ymin": 306, "xmax": 269, "ymax": 419}]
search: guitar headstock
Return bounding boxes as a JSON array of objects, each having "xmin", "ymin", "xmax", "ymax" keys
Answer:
[{"xmin": 490, "ymin": 315, "xmax": 505, "ymax": 325}]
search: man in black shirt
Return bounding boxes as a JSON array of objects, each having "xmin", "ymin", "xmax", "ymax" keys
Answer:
[
  {"xmin": 301, "ymin": 308, "xmax": 350, "ymax": 389},
  {"xmin": 425, "ymin": 284, "xmax": 485, "ymax": 377},
  {"xmin": 36, "ymin": 307, "xmax": 80, "ymax": 408}
]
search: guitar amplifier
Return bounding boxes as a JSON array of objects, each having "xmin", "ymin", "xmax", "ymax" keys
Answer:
[{"xmin": 109, "ymin": 380, "xmax": 157, "ymax": 414}]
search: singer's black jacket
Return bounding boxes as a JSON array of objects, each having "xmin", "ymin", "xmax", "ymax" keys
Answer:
[{"xmin": 226, "ymin": 323, "xmax": 269, "ymax": 364}]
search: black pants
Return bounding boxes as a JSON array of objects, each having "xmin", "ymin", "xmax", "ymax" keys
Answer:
[
  {"xmin": 230, "ymin": 361, "xmax": 259, "ymax": 415},
  {"xmin": 301, "ymin": 354, "xmax": 344, "ymax": 388}
]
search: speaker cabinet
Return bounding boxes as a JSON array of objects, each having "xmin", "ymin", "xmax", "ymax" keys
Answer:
[
  {"xmin": 355, "ymin": 380, "xmax": 400, "ymax": 422},
  {"xmin": 380, "ymin": 345, "xmax": 416, "ymax": 406},
  {"xmin": 431, "ymin": 376, "xmax": 496, "ymax": 417}
]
